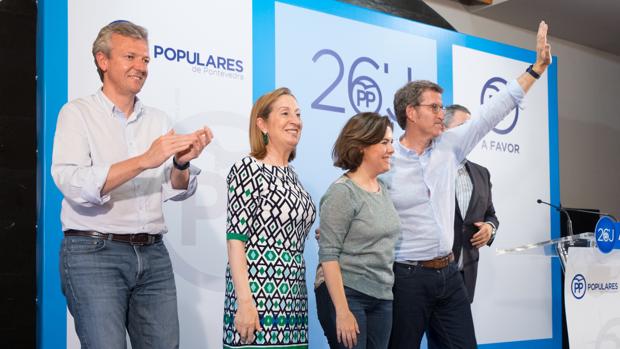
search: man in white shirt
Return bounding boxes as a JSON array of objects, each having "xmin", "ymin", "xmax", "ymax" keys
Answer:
[{"xmin": 52, "ymin": 20, "xmax": 213, "ymax": 348}]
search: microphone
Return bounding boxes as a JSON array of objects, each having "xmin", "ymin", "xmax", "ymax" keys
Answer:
[{"xmin": 537, "ymin": 199, "xmax": 573, "ymax": 236}]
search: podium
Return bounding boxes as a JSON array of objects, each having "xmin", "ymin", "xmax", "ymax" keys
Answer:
[
  {"xmin": 496, "ymin": 231, "xmax": 596, "ymax": 271},
  {"xmin": 497, "ymin": 232, "xmax": 620, "ymax": 348}
]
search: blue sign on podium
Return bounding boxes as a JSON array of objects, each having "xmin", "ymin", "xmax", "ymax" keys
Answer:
[{"xmin": 594, "ymin": 216, "xmax": 619, "ymax": 253}]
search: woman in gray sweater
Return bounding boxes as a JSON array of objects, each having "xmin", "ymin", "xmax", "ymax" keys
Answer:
[{"xmin": 316, "ymin": 112, "xmax": 401, "ymax": 349}]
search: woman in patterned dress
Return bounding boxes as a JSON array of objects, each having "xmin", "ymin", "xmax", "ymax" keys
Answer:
[{"xmin": 223, "ymin": 87, "xmax": 316, "ymax": 348}]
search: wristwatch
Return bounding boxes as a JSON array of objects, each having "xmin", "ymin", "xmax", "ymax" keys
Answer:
[
  {"xmin": 526, "ymin": 64, "xmax": 541, "ymax": 79},
  {"xmin": 486, "ymin": 222, "xmax": 497, "ymax": 246},
  {"xmin": 173, "ymin": 157, "xmax": 190, "ymax": 170}
]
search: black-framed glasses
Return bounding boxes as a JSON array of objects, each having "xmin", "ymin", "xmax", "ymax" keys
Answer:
[{"xmin": 414, "ymin": 103, "xmax": 445, "ymax": 114}]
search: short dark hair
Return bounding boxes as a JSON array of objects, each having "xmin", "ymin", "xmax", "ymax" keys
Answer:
[
  {"xmin": 393, "ymin": 80, "xmax": 443, "ymax": 130},
  {"xmin": 332, "ymin": 112, "xmax": 393, "ymax": 172},
  {"xmin": 443, "ymin": 104, "xmax": 471, "ymax": 127}
]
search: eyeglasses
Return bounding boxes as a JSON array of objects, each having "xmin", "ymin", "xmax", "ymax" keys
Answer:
[{"xmin": 414, "ymin": 103, "xmax": 445, "ymax": 114}]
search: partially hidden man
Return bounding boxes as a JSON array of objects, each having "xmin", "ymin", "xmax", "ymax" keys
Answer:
[{"xmin": 444, "ymin": 104, "xmax": 499, "ymax": 304}]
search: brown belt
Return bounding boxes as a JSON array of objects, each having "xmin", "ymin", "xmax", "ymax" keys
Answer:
[
  {"xmin": 64, "ymin": 230, "xmax": 163, "ymax": 246},
  {"xmin": 399, "ymin": 252, "xmax": 454, "ymax": 269}
]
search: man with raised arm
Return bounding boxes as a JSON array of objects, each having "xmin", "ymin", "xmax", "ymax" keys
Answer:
[{"xmin": 385, "ymin": 22, "xmax": 551, "ymax": 349}]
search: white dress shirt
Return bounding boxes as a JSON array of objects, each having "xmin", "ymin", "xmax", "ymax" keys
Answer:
[{"xmin": 51, "ymin": 89, "xmax": 200, "ymax": 235}]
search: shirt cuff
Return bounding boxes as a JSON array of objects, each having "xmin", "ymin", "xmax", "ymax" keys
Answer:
[
  {"xmin": 318, "ymin": 253, "xmax": 340, "ymax": 263},
  {"xmin": 165, "ymin": 163, "xmax": 202, "ymax": 201},
  {"xmin": 508, "ymin": 79, "xmax": 526, "ymax": 109},
  {"xmin": 485, "ymin": 221, "xmax": 497, "ymax": 246},
  {"xmin": 485, "ymin": 221, "xmax": 497, "ymax": 232},
  {"xmin": 80, "ymin": 165, "xmax": 111, "ymax": 205}
]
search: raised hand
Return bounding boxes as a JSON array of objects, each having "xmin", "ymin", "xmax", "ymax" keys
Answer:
[
  {"xmin": 534, "ymin": 21, "xmax": 552, "ymax": 72},
  {"xmin": 517, "ymin": 21, "xmax": 552, "ymax": 92}
]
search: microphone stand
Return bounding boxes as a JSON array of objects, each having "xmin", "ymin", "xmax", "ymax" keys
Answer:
[
  {"xmin": 537, "ymin": 199, "xmax": 574, "ymax": 237},
  {"xmin": 536, "ymin": 199, "xmax": 575, "ymax": 272}
]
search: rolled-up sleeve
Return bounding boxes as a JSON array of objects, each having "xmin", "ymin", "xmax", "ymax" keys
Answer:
[
  {"xmin": 162, "ymin": 162, "xmax": 202, "ymax": 202},
  {"xmin": 51, "ymin": 104, "xmax": 111, "ymax": 207},
  {"xmin": 318, "ymin": 184, "xmax": 356, "ymax": 263}
]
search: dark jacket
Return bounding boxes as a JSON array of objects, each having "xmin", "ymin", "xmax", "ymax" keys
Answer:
[{"xmin": 452, "ymin": 160, "xmax": 499, "ymax": 304}]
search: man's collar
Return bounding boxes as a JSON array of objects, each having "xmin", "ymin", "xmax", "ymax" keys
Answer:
[
  {"xmin": 96, "ymin": 88, "xmax": 115, "ymax": 115},
  {"xmin": 398, "ymin": 134, "xmax": 436, "ymax": 156},
  {"xmin": 97, "ymin": 88, "xmax": 143, "ymax": 119}
]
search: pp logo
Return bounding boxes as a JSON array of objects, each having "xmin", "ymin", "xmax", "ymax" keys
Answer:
[
  {"xmin": 571, "ymin": 274, "xmax": 586, "ymax": 300},
  {"xmin": 348, "ymin": 57, "xmax": 383, "ymax": 114},
  {"xmin": 481, "ymin": 77, "xmax": 519, "ymax": 135},
  {"xmin": 350, "ymin": 76, "xmax": 382, "ymax": 113}
]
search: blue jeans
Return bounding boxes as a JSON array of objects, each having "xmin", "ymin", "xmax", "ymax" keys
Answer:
[
  {"xmin": 388, "ymin": 262, "xmax": 476, "ymax": 349},
  {"xmin": 60, "ymin": 236, "xmax": 179, "ymax": 349},
  {"xmin": 315, "ymin": 282, "xmax": 393, "ymax": 349}
]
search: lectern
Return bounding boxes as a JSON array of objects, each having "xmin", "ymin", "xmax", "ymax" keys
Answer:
[{"xmin": 497, "ymin": 226, "xmax": 620, "ymax": 348}]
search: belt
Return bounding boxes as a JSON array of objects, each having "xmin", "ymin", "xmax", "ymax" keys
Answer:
[
  {"xmin": 64, "ymin": 230, "xmax": 163, "ymax": 246},
  {"xmin": 398, "ymin": 252, "xmax": 454, "ymax": 269}
]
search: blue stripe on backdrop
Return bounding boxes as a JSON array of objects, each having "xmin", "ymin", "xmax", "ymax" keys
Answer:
[
  {"xmin": 37, "ymin": 0, "xmax": 68, "ymax": 348},
  {"xmin": 547, "ymin": 58, "xmax": 563, "ymax": 349},
  {"xmin": 253, "ymin": 0, "xmax": 276, "ymax": 101}
]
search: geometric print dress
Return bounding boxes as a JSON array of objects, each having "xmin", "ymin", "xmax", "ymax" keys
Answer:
[{"xmin": 223, "ymin": 156, "xmax": 316, "ymax": 348}]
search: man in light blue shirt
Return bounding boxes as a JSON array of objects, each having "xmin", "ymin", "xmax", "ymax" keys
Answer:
[{"xmin": 384, "ymin": 22, "xmax": 552, "ymax": 349}]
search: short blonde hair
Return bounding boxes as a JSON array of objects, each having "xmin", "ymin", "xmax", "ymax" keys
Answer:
[{"xmin": 249, "ymin": 87, "xmax": 297, "ymax": 162}]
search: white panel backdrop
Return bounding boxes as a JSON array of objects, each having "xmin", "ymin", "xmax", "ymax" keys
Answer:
[
  {"xmin": 67, "ymin": 0, "xmax": 252, "ymax": 347},
  {"xmin": 453, "ymin": 45, "xmax": 552, "ymax": 343}
]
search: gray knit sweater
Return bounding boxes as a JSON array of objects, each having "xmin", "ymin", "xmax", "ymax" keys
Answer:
[{"xmin": 318, "ymin": 176, "xmax": 401, "ymax": 300}]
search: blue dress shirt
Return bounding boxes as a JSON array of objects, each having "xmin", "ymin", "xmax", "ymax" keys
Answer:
[{"xmin": 382, "ymin": 80, "xmax": 524, "ymax": 262}]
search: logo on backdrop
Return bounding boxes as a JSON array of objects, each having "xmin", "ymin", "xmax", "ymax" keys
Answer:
[
  {"xmin": 478, "ymin": 77, "xmax": 521, "ymax": 155},
  {"xmin": 571, "ymin": 274, "xmax": 587, "ymax": 299},
  {"xmin": 153, "ymin": 44, "xmax": 245, "ymax": 80},
  {"xmin": 309, "ymin": 48, "xmax": 413, "ymax": 120},
  {"xmin": 164, "ymin": 111, "xmax": 249, "ymax": 290}
]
